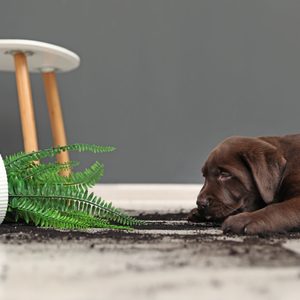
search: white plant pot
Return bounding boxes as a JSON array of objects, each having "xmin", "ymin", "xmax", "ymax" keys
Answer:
[{"xmin": 0, "ymin": 155, "xmax": 8, "ymax": 224}]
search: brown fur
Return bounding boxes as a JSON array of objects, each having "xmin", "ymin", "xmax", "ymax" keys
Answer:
[{"xmin": 188, "ymin": 134, "xmax": 300, "ymax": 234}]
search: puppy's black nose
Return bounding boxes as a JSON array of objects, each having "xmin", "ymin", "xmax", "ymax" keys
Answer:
[{"xmin": 196, "ymin": 196, "xmax": 210, "ymax": 209}]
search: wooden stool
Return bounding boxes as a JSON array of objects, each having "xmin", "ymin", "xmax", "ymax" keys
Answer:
[{"xmin": 0, "ymin": 40, "xmax": 80, "ymax": 174}]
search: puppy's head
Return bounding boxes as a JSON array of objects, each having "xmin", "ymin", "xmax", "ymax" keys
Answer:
[{"xmin": 197, "ymin": 136, "xmax": 286, "ymax": 221}]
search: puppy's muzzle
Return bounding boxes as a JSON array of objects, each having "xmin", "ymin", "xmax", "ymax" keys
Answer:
[{"xmin": 196, "ymin": 195, "xmax": 211, "ymax": 209}]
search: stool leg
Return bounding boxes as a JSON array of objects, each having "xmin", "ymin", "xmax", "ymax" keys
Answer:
[
  {"xmin": 14, "ymin": 52, "xmax": 39, "ymax": 153},
  {"xmin": 42, "ymin": 71, "xmax": 70, "ymax": 176}
]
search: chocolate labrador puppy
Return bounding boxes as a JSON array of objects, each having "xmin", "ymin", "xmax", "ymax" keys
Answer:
[{"xmin": 188, "ymin": 134, "xmax": 300, "ymax": 234}]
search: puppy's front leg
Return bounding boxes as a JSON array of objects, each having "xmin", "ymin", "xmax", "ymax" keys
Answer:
[{"xmin": 222, "ymin": 197, "xmax": 300, "ymax": 234}]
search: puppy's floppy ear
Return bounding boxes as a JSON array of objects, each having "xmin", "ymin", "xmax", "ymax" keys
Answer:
[{"xmin": 240, "ymin": 140, "xmax": 286, "ymax": 204}]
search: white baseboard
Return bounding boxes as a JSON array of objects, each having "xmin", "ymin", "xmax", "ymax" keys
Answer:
[{"xmin": 91, "ymin": 184, "xmax": 202, "ymax": 211}]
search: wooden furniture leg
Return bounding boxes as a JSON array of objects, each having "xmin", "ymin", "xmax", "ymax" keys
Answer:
[
  {"xmin": 42, "ymin": 71, "xmax": 70, "ymax": 176},
  {"xmin": 14, "ymin": 52, "xmax": 39, "ymax": 153}
]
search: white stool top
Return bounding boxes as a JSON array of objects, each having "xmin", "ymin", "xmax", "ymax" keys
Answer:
[{"xmin": 0, "ymin": 39, "xmax": 80, "ymax": 73}]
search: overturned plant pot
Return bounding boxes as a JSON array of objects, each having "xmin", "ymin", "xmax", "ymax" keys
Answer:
[{"xmin": 0, "ymin": 154, "xmax": 8, "ymax": 224}]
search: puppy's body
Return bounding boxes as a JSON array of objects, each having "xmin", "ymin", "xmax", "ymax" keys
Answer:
[{"xmin": 189, "ymin": 134, "xmax": 300, "ymax": 234}]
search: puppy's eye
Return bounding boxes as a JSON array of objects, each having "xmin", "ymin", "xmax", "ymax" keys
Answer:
[{"xmin": 218, "ymin": 172, "xmax": 232, "ymax": 181}]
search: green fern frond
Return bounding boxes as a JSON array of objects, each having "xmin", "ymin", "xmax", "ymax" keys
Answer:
[
  {"xmin": 60, "ymin": 211, "xmax": 132, "ymax": 230},
  {"xmin": 9, "ymin": 183, "xmax": 142, "ymax": 227},
  {"xmin": 37, "ymin": 161, "xmax": 104, "ymax": 188},
  {"xmin": 20, "ymin": 161, "xmax": 80, "ymax": 180},
  {"xmin": 4, "ymin": 143, "xmax": 143, "ymax": 230},
  {"xmin": 8, "ymin": 198, "xmax": 132, "ymax": 230},
  {"xmin": 4, "ymin": 144, "xmax": 116, "ymax": 171},
  {"xmin": 10, "ymin": 198, "xmax": 90, "ymax": 229}
]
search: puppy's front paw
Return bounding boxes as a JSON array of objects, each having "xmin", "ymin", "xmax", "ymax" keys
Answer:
[
  {"xmin": 222, "ymin": 212, "xmax": 270, "ymax": 235},
  {"xmin": 187, "ymin": 208, "xmax": 205, "ymax": 223}
]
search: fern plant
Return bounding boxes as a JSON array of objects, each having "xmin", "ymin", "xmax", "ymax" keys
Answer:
[{"xmin": 2, "ymin": 144, "xmax": 142, "ymax": 230}]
